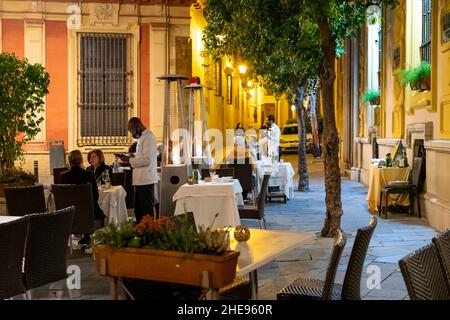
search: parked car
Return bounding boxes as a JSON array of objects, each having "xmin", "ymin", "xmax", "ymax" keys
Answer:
[{"xmin": 280, "ymin": 123, "xmax": 313, "ymax": 154}]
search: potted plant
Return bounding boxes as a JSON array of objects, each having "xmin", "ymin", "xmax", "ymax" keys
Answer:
[
  {"xmin": 92, "ymin": 215, "xmax": 240, "ymax": 291},
  {"xmin": 0, "ymin": 52, "xmax": 49, "ymax": 196},
  {"xmin": 397, "ymin": 61, "xmax": 431, "ymax": 92},
  {"xmin": 363, "ymin": 89, "xmax": 381, "ymax": 105}
]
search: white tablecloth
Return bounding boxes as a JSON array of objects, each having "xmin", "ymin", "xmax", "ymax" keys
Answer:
[
  {"xmin": 98, "ymin": 185, "xmax": 128, "ymax": 225},
  {"xmin": 173, "ymin": 179, "xmax": 243, "ymax": 229},
  {"xmin": 255, "ymin": 160, "xmax": 295, "ymax": 199}
]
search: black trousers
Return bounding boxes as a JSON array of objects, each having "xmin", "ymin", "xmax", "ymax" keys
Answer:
[{"xmin": 134, "ymin": 184, "xmax": 156, "ymax": 223}]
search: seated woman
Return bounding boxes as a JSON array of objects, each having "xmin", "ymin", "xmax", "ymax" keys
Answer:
[
  {"xmin": 86, "ymin": 149, "xmax": 112, "ymax": 184},
  {"xmin": 61, "ymin": 150, "xmax": 105, "ymax": 245}
]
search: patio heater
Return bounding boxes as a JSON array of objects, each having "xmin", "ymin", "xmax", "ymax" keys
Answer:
[
  {"xmin": 186, "ymin": 79, "xmax": 212, "ymax": 170},
  {"xmin": 157, "ymin": 74, "xmax": 190, "ymax": 218}
]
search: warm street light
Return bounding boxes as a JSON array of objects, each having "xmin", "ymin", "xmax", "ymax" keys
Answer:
[
  {"xmin": 247, "ymin": 80, "xmax": 253, "ymax": 87},
  {"xmin": 239, "ymin": 65, "xmax": 247, "ymax": 74},
  {"xmin": 249, "ymin": 89, "xmax": 255, "ymax": 96},
  {"xmin": 291, "ymin": 104, "xmax": 296, "ymax": 112}
]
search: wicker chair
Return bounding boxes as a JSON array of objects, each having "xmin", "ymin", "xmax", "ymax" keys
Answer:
[
  {"xmin": 379, "ymin": 157, "xmax": 425, "ymax": 218},
  {"xmin": 399, "ymin": 244, "xmax": 450, "ymax": 300},
  {"xmin": 238, "ymin": 174, "xmax": 270, "ymax": 229},
  {"xmin": 278, "ymin": 216, "xmax": 377, "ymax": 300},
  {"xmin": 23, "ymin": 207, "xmax": 75, "ymax": 299},
  {"xmin": 0, "ymin": 216, "xmax": 29, "ymax": 299},
  {"xmin": 110, "ymin": 172, "xmax": 126, "ymax": 187},
  {"xmin": 277, "ymin": 230, "xmax": 346, "ymax": 300},
  {"xmin": 52, "ymin": 184, "xmax": 97, "ymax": 252},
  {"xmin": 432, "ymin": 229, "xmax": 450, "ymax": 294},
  {"xmin": 52, "ymin": 167, "xmax": 68, "ymax": 185},
  {"xmin": 4, "ymin": 184, "xmax": 47, "ymax": 216}
]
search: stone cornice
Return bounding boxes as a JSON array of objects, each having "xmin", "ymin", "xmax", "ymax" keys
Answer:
[{"xmin": 424, "ymin": 140, "xmax": 450, "ymax": 153}]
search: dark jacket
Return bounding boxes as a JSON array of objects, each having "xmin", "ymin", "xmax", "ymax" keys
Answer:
[
  {"xmin": 60, "ymin": 166, "xmax": 104, "ymax": 219},
  {"xmin": 86, "ymin": 163, "xmax": 112, "ymax": 183}
]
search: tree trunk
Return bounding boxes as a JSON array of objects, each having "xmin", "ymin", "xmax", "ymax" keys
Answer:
[
  {"xmin": 296, "ymin": 86, "xmax": 309, "ymax": 192},
  {"xmin": 318, "ymin": 17, "xmax": 342, "ymax": 237}
]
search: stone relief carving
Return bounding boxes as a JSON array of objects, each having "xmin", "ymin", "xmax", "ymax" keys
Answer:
[{"xmin": 89, "ymin": 4, "xmax": 119, "ymax": 26}]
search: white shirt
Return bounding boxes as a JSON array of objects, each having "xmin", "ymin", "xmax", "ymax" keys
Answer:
[
  {"xmin": 129, "ymin": 129, "xmax": 158, "ymax": 186},
  {"xmin": 268, "ymin": 123, "xmax": 280, "ymax": 156}
]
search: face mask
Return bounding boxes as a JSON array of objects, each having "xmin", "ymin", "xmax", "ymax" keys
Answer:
[{"xmin": 131, "ymin": 129, "xmax": 141, "ymax": 139}]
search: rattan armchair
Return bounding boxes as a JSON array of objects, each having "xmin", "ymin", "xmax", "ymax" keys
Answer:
[
  {"xmin": 23, "ymin": 207, "xmax": 75, "ymax": 299},
  {"xmin": 0, "ymin": 216, "xmax": 29, "ymax": 299},
  {"xmin": 277, "ymin": 230, "xmax": 346, "ymax": 300},
  {"xmin": 4, "ymin": 184, "xmax": 47, "ymax": 216},
  {"xmin": 432, "ymin": 229, "xmax": 450, "ymax": 294},
  {"xmin": 399, "ymin": 244, "xmax": 450, "ymax": 300},
  {"xmin": 238, "ymin": 174, "xmax": 270, "ymax": 229}
]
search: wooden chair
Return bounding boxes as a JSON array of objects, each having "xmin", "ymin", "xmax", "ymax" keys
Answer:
[
  {"xmin": 379, "ymin": 157, "xmax": 425, "ymax": 218},
  {"xmin": 4, "ymin": 184, "xmax": 47, "ymax": 216}
]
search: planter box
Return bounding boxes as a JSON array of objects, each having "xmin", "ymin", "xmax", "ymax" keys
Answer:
[
  {"xmin": 369, "ymin": 96, "xmax": 380, "ymax": 106},
  {"xmin": 94, "ymin": 245, "xmax": 240, "ymax": 289},
  {"xmin": 419, "ymin": 75, "xmax": 431, "ymax": 91}
]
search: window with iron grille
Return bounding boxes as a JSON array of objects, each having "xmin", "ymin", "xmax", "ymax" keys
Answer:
[
  {"xmin": 77, "ymin": 33, "xmax": 133, "ymax": 146},
  {"xmin": 421, "ymin": 0, "xmax": 432, "ymax": 63}
]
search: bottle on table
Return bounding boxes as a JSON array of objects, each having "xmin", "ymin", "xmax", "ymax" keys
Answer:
[
  {"xmin": 385, "ymin": 153, "xmax": 392, "ymax": 168},
  {"xmin": 193, "ymin": 168, "xmax": 199, "ymax": 184}
]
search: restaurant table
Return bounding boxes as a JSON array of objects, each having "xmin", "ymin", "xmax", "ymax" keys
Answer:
[
  {"xmin": 98, "ymin": 185, "xmax": 128, "ymax": 225},
  {"xmin": 45, "ymin": 185, "xmax": 128, "ymax": 225},
  {"xmin": 255, "ymin": 160, "xmax": 295, "ymax": 199},
  {"xmin": 173, "ymin": 179, "xmax": 244, "ymax": 229},
  {"xmin": 0, "ymin": 215, "xmax": 21, "ymax": 224},
  {"xmin": 209, "ymin": 228, "xmax": 315, "ymax": 299},
  {"xmin": 367, "ymin": 166, "xmax": 411, "ymax": 213}
]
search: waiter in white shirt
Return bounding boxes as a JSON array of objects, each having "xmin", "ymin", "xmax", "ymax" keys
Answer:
[
  {"xmin": 266, "ymin": 114, "xmax": 281, "ymax": 161},
  {"xmin": 118, "ymin": 117, "xmax": 158, "ymax": 223}
]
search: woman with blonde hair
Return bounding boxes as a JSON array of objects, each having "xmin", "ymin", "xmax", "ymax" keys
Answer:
[{"xmin": 86, "ymin": 149, "xmax": 112, "ymax": 183}]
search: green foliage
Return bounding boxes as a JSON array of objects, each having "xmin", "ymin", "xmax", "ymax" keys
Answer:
[
  {"xmin": 396, "ymin": 62, "xmax": 431, "ymax": 86},
  {"xmin": 0, "ymin": 52, "xmax": 50, "ymax": 174},
  {"xmin": 0, "ymin": 167, "xmax": 36, "ymax": 183},
  {"xmin": 363, "ymin": 89, "xmax": 381, "ymax": 103},
  {"xmin": 92, "ymin": 214, "xmax": 230, "ymax": 256}
]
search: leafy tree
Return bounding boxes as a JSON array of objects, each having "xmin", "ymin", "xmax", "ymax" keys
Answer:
[
  {"xmin": 203, "ymin": 0, "xmax": 323, "ymax": 192},
  {"xmin": 0, "ymin": 52, "xmax": 50, "ymax": 176},
  {"xmin": 203, "ymin": 0, "xmax": 398, "ymax": 237}
]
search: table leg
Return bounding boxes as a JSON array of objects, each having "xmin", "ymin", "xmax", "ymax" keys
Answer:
[
  {"xmin": 110, "ymin": 277, "xmax": 118, "ymax": 300},
  {"xmin": 249, "ymin": 270, "xmax": 258, "ymax": 300}
]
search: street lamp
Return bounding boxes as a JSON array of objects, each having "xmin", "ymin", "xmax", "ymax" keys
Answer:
[{"xmin": 238, "ymin": 65, "xmax": 247, "ymax": 75}]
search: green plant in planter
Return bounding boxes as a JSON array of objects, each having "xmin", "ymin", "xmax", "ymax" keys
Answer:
[
  {"xmin": 0, "ymin": 52, "xmax": 50, "ymax": 178},
  {"xmin": 363, "ymin": 89, "xmax": 381, "ymax": 105},
  {"xmin": 396, "ymin": 61, "xmax": 431, "ymax": 91}
]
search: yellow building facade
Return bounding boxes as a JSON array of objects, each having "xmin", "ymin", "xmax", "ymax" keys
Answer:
[{"xmin": 344, "ymin": 0, "xmax": 450, "ymax": 231}]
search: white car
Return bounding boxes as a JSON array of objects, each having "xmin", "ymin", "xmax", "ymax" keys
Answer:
[{"xmin": 280, "ymin": 123, "xmax": 313, "ymax": 153}]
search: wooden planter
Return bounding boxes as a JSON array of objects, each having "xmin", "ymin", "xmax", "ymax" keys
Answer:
[{"xmin": 94, "ymin": 245, "xmax": 240, "ymax": 289}]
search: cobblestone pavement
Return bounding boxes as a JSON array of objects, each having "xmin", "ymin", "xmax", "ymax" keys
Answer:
[{"xmin": 27, "ymin": 155, "xmax": 436, "ymax": 300}]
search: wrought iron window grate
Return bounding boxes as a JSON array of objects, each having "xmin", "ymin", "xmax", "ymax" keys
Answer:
[
  {"xmin": 77, "ymin": 33, "xmax": 134, "ymax": 146},
  {"xmin": 420, "ymin": 0, "xmax": 432, "ymax": 63}
]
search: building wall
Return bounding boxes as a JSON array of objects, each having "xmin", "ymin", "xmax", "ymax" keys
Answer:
[
  {"xmin": 0, "ymin": 1, "xmax": 192, "ymax": 175},
  {"xmin": 351, "ymin": 0, "xmax": 450, "ymax": 231}
]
